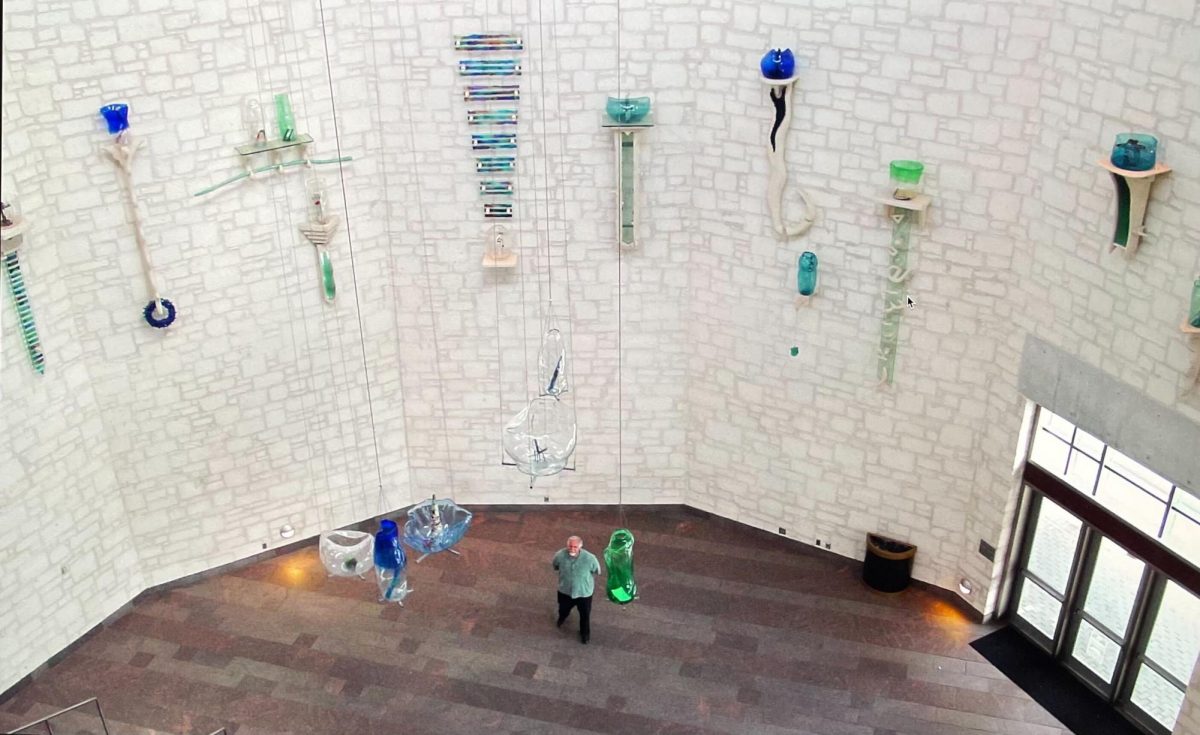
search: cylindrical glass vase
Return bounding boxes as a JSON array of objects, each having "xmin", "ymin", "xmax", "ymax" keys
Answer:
[
  {"xmin": 889, "ymin": 160, "xmax": 924, "ymax": 201},
  {"xmin": 275, "ymin": 93, "xmax": 296, "ymax": 142}
]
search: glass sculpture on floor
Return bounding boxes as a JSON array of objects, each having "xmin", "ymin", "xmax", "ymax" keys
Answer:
[
  {"xmin": 402, "ymin": 495, "xmax": 473, "ymax": 562},
  {"xmin": 604, "ymin": 529, "xmax": 637, "ymax": 604},
  {"xmin": 373, "ymin": 519, "xmax": 411, "ymax": 605},
  {"xmin": 318, "ymin": 529, "xmax": 374, "ymax": 578},
  {"xmin": 502, "ymin": 395, "xmax": 577, "ymax": 477},
  {"xmin": 797, "ymin": 251, "xmax": 818, "ymax": 298},
  {"xmin": 538, "ymin": 323, "xmax": 568, "ymax": 396}
]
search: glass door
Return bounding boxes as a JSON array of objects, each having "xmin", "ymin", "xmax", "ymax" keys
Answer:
[
  {"xmin": 1124, "ymin": 580, "xmax": 1200, "ymax": 734},
  {"xmin": 1011, "ymin": 492, "xmax": 1085, "ymax": 649},
  {"xmin": 1062, "ymin": 536, "xmax": 1149, "ymax": 695}
]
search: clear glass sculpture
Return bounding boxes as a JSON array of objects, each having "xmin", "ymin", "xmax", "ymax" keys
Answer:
[
  {"xmin": 373, "ymin": 519, "xmax": 411, "ymax": 604},
  {"xmin": 605, "ymin": 97, "xmax": 651, "ymax": 124},
  {"xmin": 502, "ymin": 395, "xmax": 577, "ymax": 476},
  {"xmin": 1111, "ymin": 133, "xmax": 1157, "ymax": 172},
  {"xmin": 402, "ymin": 496, "xmax": 473, "ymax": 560},
  {"xmin": 319, "ymin": 529, "xmax": 374, "ymax": 578},
  {"xmin": 604, "ymin": 529, "xmax": 637, "ymax": 604},
  {"xmin": 797, "ymin": 251, "xmax": 818, "ymax": 296},
  {"xmin": 100, "ymin": 103, "xmax": 129, "ymax": 136},
  {"xmin": 243, "ymin": 99, "xmax": 266, "ymax": 143},
  {"xmin": 1190, "ymin": 276, "xmax": 1200, "ymax": 328},
  {"xmin": 889, "ymin": 160, "xmax": 924, "ymax": 201},
  {"xmin": 538, "ymin": 324, "xmax": 568, "ymax": 396},
  {"xmin": 759, "ymin": 48, "xmax": 796, "ymax": 80}
]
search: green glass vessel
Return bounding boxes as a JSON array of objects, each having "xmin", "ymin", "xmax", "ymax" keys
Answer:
[
  {"xmin": 320, "ymin": 250, "xmax": 336, "ymax": 302},
  {"xmin": 604, "ymin": 529, "xmax": 636, "ymax": 604},
  {"xmin": 1190, "ymin": 276, "xmax": 1200, "ymax": 328},
  {"xmin": 275, "ymin": 93, "xmax": 296, "ymax": 141}
]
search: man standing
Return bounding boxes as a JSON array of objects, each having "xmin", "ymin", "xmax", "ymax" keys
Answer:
[{"xmin": 552, "ymin": 535, "xmax": 601, "ymax": 644}]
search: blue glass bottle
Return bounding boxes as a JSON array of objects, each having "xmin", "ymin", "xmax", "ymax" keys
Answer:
[
  {"xmin": 373, "ymin": 519, "xmax": 410, "ymax": 603},
  {"xmin": 759, "ymin": 49, "xmax": 795, "ymax": 80},
  {"xmin": 100, "ymin": 103, "xmax": 130, "ymax": 136}
]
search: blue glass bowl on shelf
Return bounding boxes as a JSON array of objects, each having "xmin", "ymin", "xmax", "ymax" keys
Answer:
[
  {"xmin": 402, "ymin": 497, "xmax": 473, "ymax": 556},
  {"xmin": 605, "ymin": 96, "xmax": 651, "ymax": 124},
  {"xmin": 760, "ymin": 48, "xmax": 796, "ymax": 80},
  {"xmin": 100, "ymin": 103, "xmax": 130, "ymax": 136},
  {"xmin": 1110, "ymin": 133, "xmax": 1157, "ymax": 172}
]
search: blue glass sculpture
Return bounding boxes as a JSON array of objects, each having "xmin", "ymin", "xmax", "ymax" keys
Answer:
[
  {"xmin": 760, "ymin": 48, "xmax": 796, "ymax": 80},
  {"xmin": 402, "ymin": 496, "xmax": 473, "ymax": 562},
  {"xmin": 1110, "ymin": 133, "xmax": 1157, "ymax": 172},
  {"xmin": 797, "ymin": 251, "xmax": 818, "ymax": 297},
  {"xmin": 374, "ymin": 519, "xmax": 411, "ymax": 604},
  {"xmin": 100, "ymin": 103, "xmax": 130, "ymax": 136},
  {"xmin": 605, "ymin": 97, "xmax": 651, "ymax": 124}
]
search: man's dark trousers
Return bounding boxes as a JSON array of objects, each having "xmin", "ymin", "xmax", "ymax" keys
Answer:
[{"xmin": 557, "ymin": 591, "xmax": 592, "ymax": 641}]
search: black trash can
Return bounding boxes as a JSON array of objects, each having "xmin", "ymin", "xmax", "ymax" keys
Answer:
[{"xmin": 862, "ymin": 533, "xmax": 916, "ymax": 593}]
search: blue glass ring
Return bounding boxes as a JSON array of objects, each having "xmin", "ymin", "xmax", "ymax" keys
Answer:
[
  {"xmin": 143, "ymin": 298, "xmax": 176, "ymax": 328},
  {"xmin": 100, "ymin": 103, "xmax": 130, "ymax": 136}
]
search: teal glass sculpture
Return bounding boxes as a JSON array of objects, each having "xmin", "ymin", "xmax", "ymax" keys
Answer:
[
  {"xmin": 797, "ymin": 251, "xmax": 818, "ymax": 297},
  {"xmin": 604, "ymin": 529, "xmax": 636, "ymax": 604},
  {"xmin": 1190, "ymin": 277, "xmax": 1200, "ymax": 328},
  {"xmin": 274, "ymin": 93, "xmax": 296, "ymax": 141},
  {"xmin": 1111, "ymin": 133, "xmax": 1157, "ymax": 172},
  {"xmin": 2, "ymin": 250, "xmax": 46, "ymax": 374},
  {"xmin": 605, "ymin": 97, "xmax": 651, "ymax": 124}
]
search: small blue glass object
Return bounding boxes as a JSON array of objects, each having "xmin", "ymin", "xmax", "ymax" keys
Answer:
[
  {"xmin": 605, "ymin": 97, "xmax": 651, "ymax": 124},
  {"xmin": 1110, "ymin": 133, "xmax": 1157, "ymax": 172},
  {"xmin": 797, "ymin": 251, "xmax": 818, "ymax": 296},
  {"xmin": 373, "ymin": 519, "xmax": 407, "ymax": 572},
  {"xmin": 100, "ymin": 103, "xmax": 130, "ymax": 135},
  {"xmin": 760, "ymin": 48, "xmax": 796, "ymax": 80}
]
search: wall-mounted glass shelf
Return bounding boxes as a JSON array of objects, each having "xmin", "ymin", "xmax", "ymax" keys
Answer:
[
  {"xmin": 235, "ymin": 134, "xmax": 314, "ymax": 157},
  {"xmin": 601, "ymin": 112, "xmax": 655, "ymax": 130}
]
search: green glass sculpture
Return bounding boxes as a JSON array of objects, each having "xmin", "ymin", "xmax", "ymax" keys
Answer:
[
  {"xmin": 1190, "ymin": 276, "xmax": 1200, "ymax": 329},
  {"xmin": 604, "ymin": 529, "xmax": 637, "ymax": 604},
  {"xmin": 320, "ymin": 250, "xmax": 336, "ymax": 301},
  {"xmin": 275, "ymin": 93, "xmax": 296, "ymax": 141}
]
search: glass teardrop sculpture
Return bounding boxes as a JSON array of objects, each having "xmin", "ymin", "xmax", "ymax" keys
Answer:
[
  {"xmin": 502, "ymin": 395, "xmax": 577, "ymax": 476},
  {"xmin": 538, "ymin": 327, "xmax": 568, "ymax": 396}
]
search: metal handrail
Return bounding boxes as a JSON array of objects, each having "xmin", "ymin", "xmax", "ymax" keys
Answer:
[{"xmin": 9, "ymin": 696, "xmax": 111, "ymax": 735}]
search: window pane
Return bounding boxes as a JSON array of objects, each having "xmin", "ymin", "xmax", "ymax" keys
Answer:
[
  {"xmin": 1072, "ymin": 427, "xmax": 1105, "ymax": 459},
  {"xmin": 1026, "ymin": 497, "xmax": 1082, "ymax": 592},
  {"xmin": 1065, "ymin": 450, "xmax": 1100, "ymax": 495},
  {"xmin": 1037, "ymin": 407, "xmax": 1076, "ymax": 442},
  {"xmin": 1094, "ymin": 468, "xmax": 1167, "ymax": 537},
  {"xmin": 1130, "ymin": 663, "xmax": 1186, "ymax": 730},
  {"xmin": 1143, "ymin": 581, "xmax": 1200, "ymax": 684},
  {"xmin": 1030, "ymin": 432, "xmax": 1070, "ymax": 475},
  {"xmin": 1103, "ymin": 448, "xmax": 1172, "ymax": 501},
  {"xmin": 1162, "ymin": 508, "xmax": 1200, "ymax": 568},
  {"xmin": 1016, "ymin": 579, "xmax": 1063, "ymax": 639},
  {"xmin": 1071, "ymin": 619, "xmax": 1122, "ymax": 683},
  {"xmin": 1081, "ymin": 537, "xmax": 1144, "ymax": 640}
]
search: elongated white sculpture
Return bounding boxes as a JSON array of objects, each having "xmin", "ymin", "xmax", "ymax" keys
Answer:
[{"xmin": 760, "ymin": 52, "xmax": 816, "ymax": 239}]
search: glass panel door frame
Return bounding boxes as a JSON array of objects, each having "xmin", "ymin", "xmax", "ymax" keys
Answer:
[
  {"xmin": 1009, "ymin": 491, "xmax": 1088, "ymax": 654},
  {"xmin": 1118, "ymin": 575, "xmax": 1190, "ymax": 735}
]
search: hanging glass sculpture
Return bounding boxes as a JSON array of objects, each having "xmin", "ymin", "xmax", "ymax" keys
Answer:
[
  {"xmin": 502, "ymin": 395, "xmax": 577, "ymax": 476},
  {"xmin": 402, "ymin": 495, "xmax": 473, "ymax": 562},
  {"xmin": 373, "ymin": 519, "xmax": 411, "ymax": 604},
  {"xmin": 604, "ymin": 529, "xmax": 637, "ymax": 604},
  {"xmin": 1190, "ymin": 276, "xmax": 1200, "ymax": 329},
  {"xmin": 538, "ymin": 323, "xmax": 568, "ymax": 396},
  {"xmin": 797, "ymin": 251, "xmax": 818, "ymax": 297},
  {"xmin": 318, "ymin": 529, "xmax": 374, "ymax": 578}
]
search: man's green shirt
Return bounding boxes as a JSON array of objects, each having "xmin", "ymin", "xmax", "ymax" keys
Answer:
[{"xmin": 552, "ymin": 548, "xmax": 601, "ymax": 598}]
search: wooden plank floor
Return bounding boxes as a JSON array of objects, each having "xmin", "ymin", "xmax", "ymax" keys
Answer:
[{"xmin": 0, "ymin": 507, "xmax": 1068, "ymax": 735}]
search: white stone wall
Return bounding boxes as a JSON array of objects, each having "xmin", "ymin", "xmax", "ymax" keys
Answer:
[{"xmin": 2, "ymin": 0, "xmax": 1199, "ymax": 715}]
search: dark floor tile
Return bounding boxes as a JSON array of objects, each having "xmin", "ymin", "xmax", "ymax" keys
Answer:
[
  {"xmin": 736, "ymin": 686, "xmax": 762, "ymax": 705},
  {"xmin": 294, "ymin": 632, "xmax": 318, "ymax": 648},
  {"xmin": 129, "ymin": 651, "xmax": 155, "ymax": 668},
  {"xmin": 511, "ymin": 661, "xmax": 537, "ymax": 679}
]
